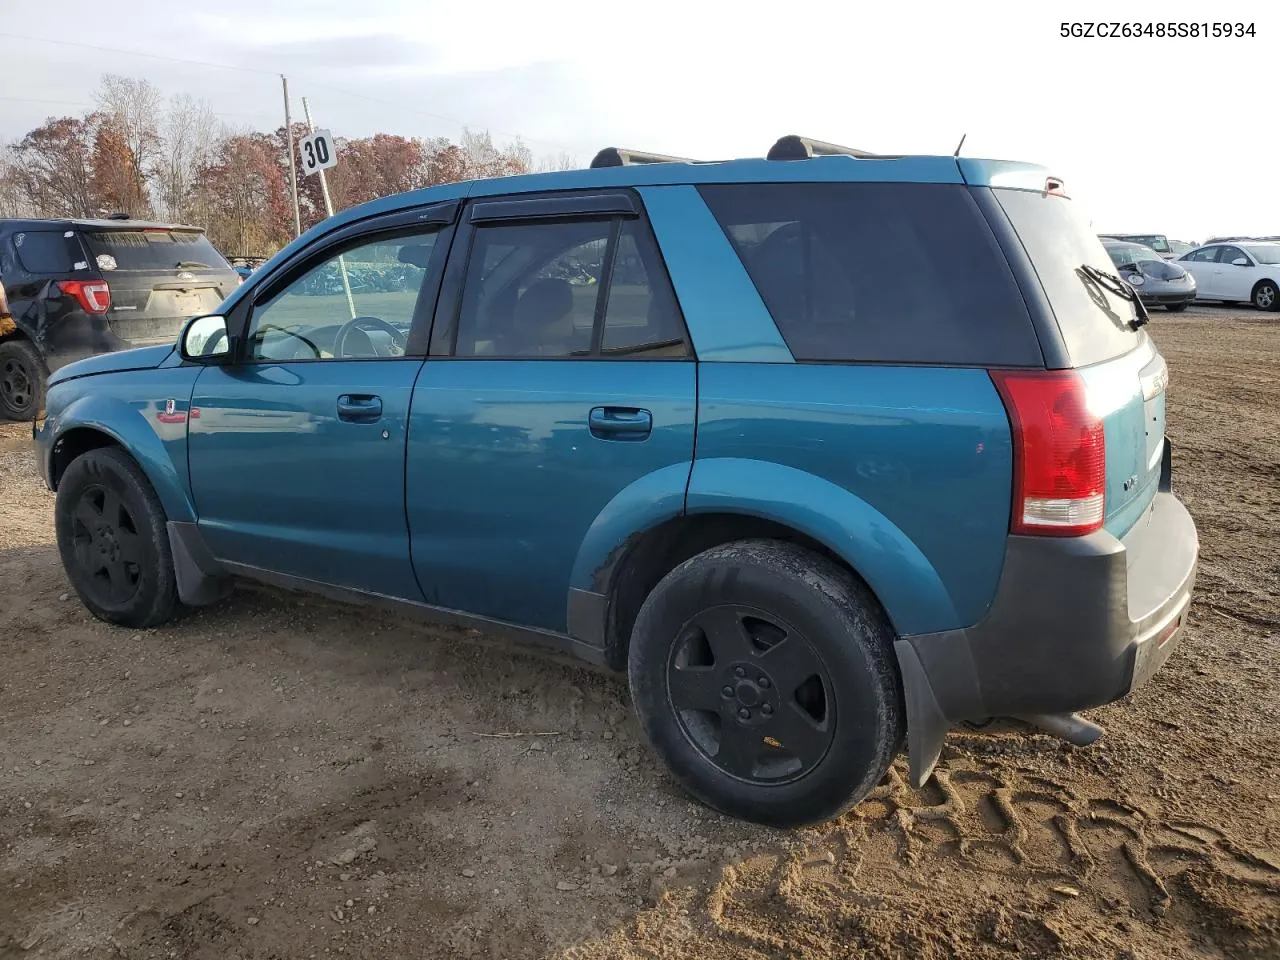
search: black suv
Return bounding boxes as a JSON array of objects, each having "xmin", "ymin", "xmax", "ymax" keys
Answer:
[{"xmin": 0, "ymin": 218, "xmax": 241, "ymax": 420}]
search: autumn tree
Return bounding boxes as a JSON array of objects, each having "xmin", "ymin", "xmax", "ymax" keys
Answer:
[
  {"xmin": 94, "ymin": 74, "xmax": 162, "ymax": 217},
  {"xmin": 8, "ymin": 116, "xmax": 97, "ymax": 217}
]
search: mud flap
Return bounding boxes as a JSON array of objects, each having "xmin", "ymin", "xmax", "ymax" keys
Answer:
[
  {"xmin": 893, "ymin": 638, "xmax": 950, "ymax": 788},
  {"xmin": 167, "ymin": 521, "xmax": 233, "ymax": 606}
]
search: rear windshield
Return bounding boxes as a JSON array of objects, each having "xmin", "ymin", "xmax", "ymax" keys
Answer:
[
  {"xmin": 82, "ymin": 229, "xmax": 231, "ymax": 273},
  {"xmin": 994, "ymin": 189, "xmax": 1142, "ymax": 367},
  {"xmin": 697, "ymin": 182, "xmax": 1042, "ymax": 366}
]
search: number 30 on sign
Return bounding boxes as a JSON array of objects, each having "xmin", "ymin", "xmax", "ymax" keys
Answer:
[{"xmin": 299, "ymin": 129, "xmax": 337, "ymax": 176}]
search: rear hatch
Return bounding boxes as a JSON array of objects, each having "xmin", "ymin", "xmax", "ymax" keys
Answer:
[
  {"xmin": 80, "ymin": 226, "xmax": 238, "ymax": 344},
  {"xmin": 991, "ymin": 187, "xmax": 1165, "ymax": 538}
]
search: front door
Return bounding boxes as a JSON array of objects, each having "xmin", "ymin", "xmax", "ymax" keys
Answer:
[
  {"xmin": 187, "ymin": 217, "xmax": 452, "ymax": 598},
  {"xmin": 407, "ymin": 195, "xmax": 697, "ymax": 631},
  {"xmin": 1181, "ymin": 245, "xmax": 1221, "ymax": 298},
  {"xmin": 1215, "ymin": 245, "xmax": 1253, "ymax": 301}
]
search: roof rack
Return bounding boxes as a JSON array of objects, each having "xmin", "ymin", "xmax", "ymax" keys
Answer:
[
  {"xmin": 590, "ymin": 147, "xmax": 699, "ymax": 169},
  {"xmin": 767, "ymin": 135, "xmax": 882, "ymax": 161}
]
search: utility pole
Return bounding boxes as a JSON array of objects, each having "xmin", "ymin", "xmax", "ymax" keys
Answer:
[
  {"xmin": 300, "ymin": 96, "xmax": 356, "ymax": 319},
  {"xmin": 281, "ymin": 76, "xmax": 301, "ymax": 239}
]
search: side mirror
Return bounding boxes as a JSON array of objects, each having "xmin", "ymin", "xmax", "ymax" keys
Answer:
[
  {"xmin": 1232, "ymin": 257, "xmax": 1250, "ymax": 267},
  {"xmin": 179, "ymin": 314, "xmax": 234, "ymax": 364}
]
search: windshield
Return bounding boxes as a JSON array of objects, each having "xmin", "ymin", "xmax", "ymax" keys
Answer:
[
  {"xmin": 1118, "ymin": 234, "xmax": 1171, "ymax": 254},
  {"xmin": 1243, "ymin": 244, "xmax": 1280, "ymax": 265},
  {"xmin": 82, "ymin": 229, "xmax": 231, "ymax": 273},
  {"xmin": 1106, "ymin": 244, "xmax": 1161, "ymax": 266}
]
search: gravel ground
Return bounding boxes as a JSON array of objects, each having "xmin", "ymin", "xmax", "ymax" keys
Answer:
[{"xmin": 1, "ymin": 305, "xmax": 1277, "ymax": 959}]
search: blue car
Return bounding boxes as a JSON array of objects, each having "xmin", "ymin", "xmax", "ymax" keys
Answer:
[{"xmin": 32, "ymin": 136, "xmax": 1198, "ymax": 827}]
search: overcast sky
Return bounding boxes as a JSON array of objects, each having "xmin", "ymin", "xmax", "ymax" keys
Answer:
[{"xmin": 1, "ymin": 0, "xmax": 1273, "ymax": 241}]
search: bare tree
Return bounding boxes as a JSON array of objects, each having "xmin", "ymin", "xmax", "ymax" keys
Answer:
[
  {"xmin": 535, "ymin": 151, "xmax": 580, "ymax": 172},
  {"xmin": 0, "ymin": 142, "xmax": 36, "ymax": 218},
  {"xmin": 94, "ymin": 74, "xmax": 162, "ymax": 216},
  {"xmin": 157, "ymin": 94, "xmax": 220, "ymax": 224}
]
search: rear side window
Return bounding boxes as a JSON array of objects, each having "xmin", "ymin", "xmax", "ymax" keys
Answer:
[
  {"xmin": 13, "ymin": 231, "xmax": 81, "ymax": 273},
  {"xmin": 993, "ymin": 189, "xmax": 1141, "ymax": 368},
  {"xmin": 82, "ymin": 229, "xmax": 231, "ymax": 273},
  {"xmin": 698, "ymin": 183, "xmax": 1041, "ymax": 366}
]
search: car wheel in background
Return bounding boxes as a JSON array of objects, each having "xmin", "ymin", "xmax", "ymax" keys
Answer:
[
  {"xmin": 1252, "ymin": 281, "xmax": 1279, "ymax": 312},
  {"xmin": 55, "ymin": 447, "xmax": 182, "ymax": 629},
  {"xmin": 627, "ymin": 539, "xmax": 905, "ymax": 827},
  {"xmin": 0, "ymin": 339, "xmax": 46, "ymax": 421}
]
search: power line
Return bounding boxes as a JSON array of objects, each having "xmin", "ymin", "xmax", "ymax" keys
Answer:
[{"xmin": 0, "ymin": 31, "xmax": 584, "ymax": 155}]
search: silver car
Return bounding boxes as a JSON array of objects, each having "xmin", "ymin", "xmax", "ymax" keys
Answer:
[{"xmin": 1103, "ymin": 240, "xmax": 1197, "ymax": 311}]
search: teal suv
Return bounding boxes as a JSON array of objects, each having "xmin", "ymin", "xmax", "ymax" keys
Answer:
[{"xmin": 32, "ymin": 136, "xmax": 1199, "ymax": 826}]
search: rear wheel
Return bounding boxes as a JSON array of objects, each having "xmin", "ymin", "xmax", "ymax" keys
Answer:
[
  {"xmin": 0, "ymin": 339, "xmax": 46, "ymax": 421},
  {"xmin": 55, "ymin": 447, "xmax": 181, "ymax": 628},
  {"xmin": 627, "ymin": 540, "xmax": 904, "ymax": 827},
  {"xmin": 1252, "ymin": 281, "xmax": 1279, "ymax": 312},
  {"xmin": 1165, "ymin": 302, "xmax": 1188, "ymax": 313}
]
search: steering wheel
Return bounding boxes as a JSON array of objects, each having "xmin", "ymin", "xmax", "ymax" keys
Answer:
[{"xmin": 333, "ymin": 316, "xmax": 407, "ymax": 358}]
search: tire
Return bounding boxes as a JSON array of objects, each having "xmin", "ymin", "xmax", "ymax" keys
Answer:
[
  {"xmin": 627, "ymin": 539, "xmax": 905, "ymax": 827},
  {"xmin": 55, "ymin": 447, "xmax": 181, "ymax": 628},
  {"xmin": 1252, "ymin": 280, "xmax": 1279, "ymax": 312},
  {"xmin": 0, "ymin": 338, "xmax": 46, "ymax": 421},
  {"xmin": 1165, "ymin": 302, "xmax": 1189, "ymax": 313}
]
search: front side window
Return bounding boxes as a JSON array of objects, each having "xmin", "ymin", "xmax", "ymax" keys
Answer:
[
  {"xmin": 1183, "ymin": 246, "xmax": 1219, "ymax": 263},
  {"xmin": 248, "ymin": 232, "xmax": 438, "ymax": 361},
  {"xmin": 453, "ymin": 213, "xmax": 687, "ymax": 359},
  {"xmin": 1219, "ymin": 246, "xmax": 1248, "ymax": 265}
]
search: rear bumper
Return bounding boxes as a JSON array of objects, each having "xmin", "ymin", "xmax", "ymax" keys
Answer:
[{"xmin": 894, "ymin": 448, "xmax": 1198, "ymax": 785}]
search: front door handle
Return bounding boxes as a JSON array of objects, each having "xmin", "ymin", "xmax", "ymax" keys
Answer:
[
  {"xmin": 337, "ymin": 394, "xmax": 383, "ymax": 423},
  {"xmin": 588, "ymin": 406, "xmax": 652, "ymax": 441}
]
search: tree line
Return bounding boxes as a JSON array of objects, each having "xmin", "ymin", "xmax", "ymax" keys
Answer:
[{"xmin": 0, "ymin": 74, "xmax": 576, "ymax": 257}]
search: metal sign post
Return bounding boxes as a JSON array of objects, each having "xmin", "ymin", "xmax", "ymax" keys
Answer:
[
  {"xmin": 281, "ymin": 76, "xmax": 302, "ymax": 239},
  {"xmin": 300, "ymin": 97, "xmax": 356, "ymax": 320}
]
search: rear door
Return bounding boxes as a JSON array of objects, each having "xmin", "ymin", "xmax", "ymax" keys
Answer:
[
  {"xmin": 406, "ymin": 191, "xmax": 696, "ymax": 632},
  {"xmin": 1180, "ymin": 245, "xmax": 1222, "ymax": 298},
  {"xmin": 79, "ymin": 226, "xmax": 240, "ymax": 345},
  {"xmin": 987, "ymin": 187, "xmax": 1164, "ymax": 537}
]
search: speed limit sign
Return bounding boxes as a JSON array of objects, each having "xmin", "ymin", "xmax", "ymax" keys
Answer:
[{"xmin": 299, "ymin": 129, "xmax": 338, "ymax": 176}]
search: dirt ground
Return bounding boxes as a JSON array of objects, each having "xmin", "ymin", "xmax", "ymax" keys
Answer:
[{"xmin": 1, "ymin": 306, "xmax": 1277, "ymax": 960}]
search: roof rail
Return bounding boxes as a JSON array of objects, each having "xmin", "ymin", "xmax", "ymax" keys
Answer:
[
  {"xmin": 766, "ymin": 135, "xmax": 882, "ymax": 161},
  {"xmin": 589, "ymin": 147, "xmax": 699, "ymax": 169}
]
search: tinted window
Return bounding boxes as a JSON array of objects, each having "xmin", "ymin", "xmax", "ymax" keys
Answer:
[
  {"xmin": 698, "ymin": 182, "xmax": 1040, "ymax": 366},
  {"xmin": 248, "ymin": 232, "xmax": 437, "ymax": 361},
  {"xmin": 454, "ymin": 215, "xmax": 687, "ymax": 359},
  {"xmin": 13, "ymin": 230, "xmax": 81, "ymax": 273},
  {"xmin": 993, "ymin": 188, "xmax": 1141, "ymax": 367},
  {"xmin": 82, "ymin": 229, "xmax": 230, "ymax": 273}
]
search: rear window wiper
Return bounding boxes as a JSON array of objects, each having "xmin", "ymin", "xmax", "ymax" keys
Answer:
[
  {"xmin": 1080, "ymin": 264, "xmax": 1150, "ymax": 330},
  {"xmin": 176, "ymin": 260, "xmax": 213, "ymax": 269}
]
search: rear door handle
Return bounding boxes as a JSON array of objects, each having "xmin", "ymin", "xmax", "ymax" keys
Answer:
[
  {"xmin": 337, "ymin": 394, "xmax": 383, "ymax": 423},
  {"xmin": 588, "ymin": 406, "xmax": 652, "ymax": 440}
]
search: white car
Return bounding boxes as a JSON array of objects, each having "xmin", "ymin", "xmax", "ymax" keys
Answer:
[{"xmin": 1176, "ymin": 241, "xmax": 1280, "ymax": 311}]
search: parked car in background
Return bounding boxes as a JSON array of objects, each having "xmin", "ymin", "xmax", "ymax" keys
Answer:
[
  {"xmin": 32, "ymin": 137, "xmax": 1198, "ymax": 828},
  {"xmin": 1099, "ymin": 233, "xmax": 1175, "ymax": 258},
  {"xmin": 0, "ymin": 218, "xmax": 241, "ymax": 420},
  {"xmin": 1168, "ymin": 240, "xmax": 1196, "ymax": 257},
  {"xmin": 1102, "ymin": 240, "xmax": 1196, "ymax": 311},
  {"xmin": 1177, "ymin": 241, "xmax": 1280, "ymax": 311}
]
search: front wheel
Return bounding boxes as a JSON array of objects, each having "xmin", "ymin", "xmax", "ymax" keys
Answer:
[
  {"xmin": 1252, "ymin": 281, "xmax": 1279, "ymax": 312},
  {"xmin": 55, "ymin": 447, "xmax": 181, "ymax": 628},
  {"xmin": 627, "ymin": 540, "xmax": 905, "ymax": 827},
  {"xmin": 1165, "ymin": 302, "xmax": 1189, "ymax": 313}
]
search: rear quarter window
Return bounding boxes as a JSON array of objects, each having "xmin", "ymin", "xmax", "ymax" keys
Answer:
[
  {"xmin": 697, "ymin": 182, "xmax": 1042, "ymax": 366},
  {"xmin": 13, "ymin": 230, "xmax": 82, "ymax": 274},
  {"xmin": 992, "ymin": 189, "xmax": 1142, "ymax": 368}
]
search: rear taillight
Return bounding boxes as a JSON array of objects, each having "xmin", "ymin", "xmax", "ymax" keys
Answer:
[
  {"xmin": 57, "ymin": 280, "xmax": 111, "ymax": 314},
  {"xmin": 991, "ymin": 370, "xmax": 1105, "ymax": 537}
]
